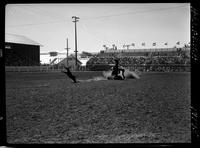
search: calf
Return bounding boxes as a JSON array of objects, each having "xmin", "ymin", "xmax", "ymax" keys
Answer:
[{"xmin": 62, "ymin": 67, "xmax": 77, "ymax": 83}]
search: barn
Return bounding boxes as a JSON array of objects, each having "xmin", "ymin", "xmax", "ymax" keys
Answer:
[{"xmin": 5, "ymin": 33, "xmax": 42, "ymax": 66}]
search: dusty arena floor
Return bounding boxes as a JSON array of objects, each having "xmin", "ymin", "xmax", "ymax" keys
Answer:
[{"xmin": 5, "ymin": 71, "xmax": 191, "ymax": 143}]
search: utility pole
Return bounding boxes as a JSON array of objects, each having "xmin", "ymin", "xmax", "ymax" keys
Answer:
[
  {"xmin": 65, "ymin": 38, "xmax": 70, "ymax": 66},
  {"xmin": 72, "ymin": 16, "xmax": 79, "ymax": 69}
]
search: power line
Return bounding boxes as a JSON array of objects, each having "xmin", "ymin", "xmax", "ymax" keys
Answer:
[
  {"xmin": 80, "ymin": 22, "xmax": 113, "ymax": 44},
  {"xmin": 6, "ymin": 5, "xmax": 71, "ymax": 28},
  {"xmin": 81, "ymin": 5, "xmax": 188, "ymax": 21},
  {"xmin": 6, "ymin": 5, "xmax": 188, "ymax": 28},
  {"xmin": 7, "ymin": 20, "xmax": 69, "ymax": 27},
  {"xmin": 24, "ymin": 5, "xmax": 67, "ymax": 22}
]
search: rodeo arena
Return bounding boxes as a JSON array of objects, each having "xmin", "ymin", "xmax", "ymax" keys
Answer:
[
  {"xmin": 4, "ymin": 2, "xmax": 195, "ymax": 145},
  {"xmin": 4, "ymin": 33, "xmax": 192, "ymax": 144}
]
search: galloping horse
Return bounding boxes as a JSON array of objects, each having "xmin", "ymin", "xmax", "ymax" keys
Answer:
[{"xmin": 110, "ymin": 59, "xmax": 125, "ymax": 80}]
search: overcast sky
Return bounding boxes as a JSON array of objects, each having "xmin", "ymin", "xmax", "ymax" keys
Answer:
[{"xmin": 5, "ymin": 3, "xmax": 190, "ymax": 54}]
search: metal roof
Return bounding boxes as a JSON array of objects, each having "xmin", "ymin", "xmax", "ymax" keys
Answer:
[
  {"xmin": 5, "ymin": 33, "xmax": 43, "ymax": 46},
  {"xmin": 58, "ymin": 57, "xmax": 82, "ymax": 65}
]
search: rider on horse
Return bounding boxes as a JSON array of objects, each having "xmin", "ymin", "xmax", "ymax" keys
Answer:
[{"xmin": 111, "ymin": 59, "xmax": 125, "ymax": 80}]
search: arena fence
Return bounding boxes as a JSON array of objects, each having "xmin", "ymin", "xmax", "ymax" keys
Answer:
[
  {"xmin": 5, "ymin": 66, "xmax": 50, "ymax": 72},
  {"xmin": 5, "ymin": 64, "xmax": 190, "ymax": 72},
  {"xmin": 5, "ymin": 66, "xmax": 88, "ymax": 72}
]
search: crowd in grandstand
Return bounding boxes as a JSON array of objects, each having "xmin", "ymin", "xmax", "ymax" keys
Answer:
[{"xmin": 86, "ymin": 50, "xmax": 190, "ymax": 72}]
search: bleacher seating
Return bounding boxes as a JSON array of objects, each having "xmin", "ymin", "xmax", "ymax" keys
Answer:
[{"xmin": 86, "ymin": 49, "xmax": 190, "ymax": 72}]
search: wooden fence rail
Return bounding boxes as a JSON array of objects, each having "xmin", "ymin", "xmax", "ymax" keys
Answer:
[{"xmin": 5, "ymin": 64, "xmax": 190, "ymax": 72}]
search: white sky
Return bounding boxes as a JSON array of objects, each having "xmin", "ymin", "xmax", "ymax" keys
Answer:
[{"xmin": 5, "ymin": 3, "xmax": 190, "ymax": 55}]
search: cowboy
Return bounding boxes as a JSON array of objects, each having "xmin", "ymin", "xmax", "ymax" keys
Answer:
[{"xmin": 111, "ymin": 59, "xmax": 125, "ymax": 80}]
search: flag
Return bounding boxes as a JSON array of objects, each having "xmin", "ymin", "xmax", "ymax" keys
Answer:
[
  {"xmin": 153, "ymin": 43, "xmax": 156, "ymax": 46},
  {"xmin": 142, "ymin": 43, "xmax": 145, "ymax": 46},
  {"xmin": 164, "ymin": 42, "xmax": 168, "ymax": 45},
  {"xmin": 176, "ymin": 41, "xmax": 180, "ymax": 45}
]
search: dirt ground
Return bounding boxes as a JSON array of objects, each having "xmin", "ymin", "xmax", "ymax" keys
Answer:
[{"xmin": 5, "ymin": 71, "xmax": 191, "ymax": 143}]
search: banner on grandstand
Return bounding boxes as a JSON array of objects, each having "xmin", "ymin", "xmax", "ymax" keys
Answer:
[
  {"xmin": 123, "ymin": 44, "xmax": 131, "ymax": 50},
  {"xmin": 153, "ymin": 43, "xmax": 156, "ymax": 46}
]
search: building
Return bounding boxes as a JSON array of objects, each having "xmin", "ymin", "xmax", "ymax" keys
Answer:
[
  {"xmin": 56, "ymin": 56, "xmax": 82, "ymax": 70},
  {"xmin": 5, "ymin": 33, "xmax": 42, "ymax": 66},
  {"xmin": 78, "ymin": 57, "xmax": 91, "ymax": 66}
]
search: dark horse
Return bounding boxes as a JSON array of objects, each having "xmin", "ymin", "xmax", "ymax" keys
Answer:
[
  {"xmin": 62, "ymin": 66, "xmax": 77, "ymax": 83},
  {"xmin": 111, "ymin": 59, "xmax": 125, "ymax": 80}
]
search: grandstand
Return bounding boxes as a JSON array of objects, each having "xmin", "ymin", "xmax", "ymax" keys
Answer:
[
  {"xmin": 5, "ymin": 33, "xmax": 42, "ymax": 66},
  {"xmin": 99, "ymin": 47, "xmax": 190, "ymax": 57},
  {"xmin": 87, "ymin": 47, "xmax": 190, "ymax": 72}
]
